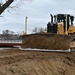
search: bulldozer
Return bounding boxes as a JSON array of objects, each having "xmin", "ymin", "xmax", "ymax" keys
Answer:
[{"xmin": 47, "ymin": 14, "xmax": 75, "ymax": 35}]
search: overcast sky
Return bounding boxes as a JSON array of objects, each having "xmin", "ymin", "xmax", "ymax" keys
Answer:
[{"xmin": 0, "ymin": 0, "xmax": 75, "ymax": 34}]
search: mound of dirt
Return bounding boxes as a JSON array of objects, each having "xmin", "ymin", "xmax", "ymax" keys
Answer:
[{"xmin": 22, "ymin": 35, "xmax": 70, "ymax": 50}]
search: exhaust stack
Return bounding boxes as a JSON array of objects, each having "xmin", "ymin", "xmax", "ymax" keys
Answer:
[{"xmin": 65, "ymin": 15, "xmax": 68, "ymax": 35}]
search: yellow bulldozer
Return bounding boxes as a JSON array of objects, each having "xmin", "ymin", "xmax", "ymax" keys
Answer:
[{"xmin": 47, "ymin": 14, "xmax": 75, "ymax": 35}]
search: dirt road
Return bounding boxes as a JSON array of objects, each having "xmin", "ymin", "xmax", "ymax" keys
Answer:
[{"xmin": 0, "ymin": 49, "xmax": 75, "ymax": 75}]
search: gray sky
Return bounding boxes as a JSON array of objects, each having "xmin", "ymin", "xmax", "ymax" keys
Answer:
[{"xmin": 0, "ymin": 0, "xmax": 75, "ymax": 34}]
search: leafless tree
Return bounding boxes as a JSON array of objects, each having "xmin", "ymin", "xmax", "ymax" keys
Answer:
[
  {"xmin": 0, "ymin": 0, "xmax": 31, "ymax": 14},
  {"xmin": 38, "ymin": 27, "xmax": 45, "ymax": 33},
  {"xmin": 2, "ymin": 29, "xmax": 22, "ymax": 40},
  {"xmin": 2, "ymin": 29, "xmax": 14, "ymax": 39},
  {"xmin": 32, "ymin": 27, "xmax": 47, "ymax": 33},
  {"xmin": 0, "ymin": 0, "xmax": 13, "ymax": 14},
  {"xmin": 32, "ymin": 27, "xmax": 38, "ymax": 33}
]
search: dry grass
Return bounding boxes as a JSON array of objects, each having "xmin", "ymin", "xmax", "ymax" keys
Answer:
[{"xmin": 22, "ymin": 35, "xmax": 70, "ymax": 50}]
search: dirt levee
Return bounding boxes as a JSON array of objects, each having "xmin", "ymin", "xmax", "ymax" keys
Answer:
[{"xmin": 22, "ymin": 34, "xmax": 70, "ymax": 50}]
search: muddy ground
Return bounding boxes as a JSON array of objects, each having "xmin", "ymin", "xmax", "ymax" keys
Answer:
[{"xmin": 0, "ymin": 49, "xmax": 75, "ymax": 75}]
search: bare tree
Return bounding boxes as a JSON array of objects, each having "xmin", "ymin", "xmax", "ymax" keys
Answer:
[
  {"xmin": 32, "ymin": 27, "xmax": 47, "ymax": 33},
  {"xmin": 38, "ymin": 27, "xmax": 45, "ymax": 33},
  {"xmin": 32, "ymin": 27, "xmax": 38, "ymax": 33},
  {"xmin": 0, "ymin": 0, "xmax": 14, "ymax": 14},
  {"xmin": 2, "ymin": 29, "xmax": 14, "ymax": 39},
  {"xmin": 3, "ymin": 29, "xmax": 9, "ymax": 35},
  {"xmin": 0, "ymin": 0, "xmax": 31, "ymax": 14}
]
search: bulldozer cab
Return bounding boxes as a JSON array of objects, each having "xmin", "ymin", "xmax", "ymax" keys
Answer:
[
  {"xmin": 47, "ymin": 14, "xmax": 75, "ymax": 35},
  {"xmin": 54, "ymin": 14, "xmax": 74, "ymax": 25},
  {"xmin": 55, "ymin": 14, "xmax": 74, "ymax": 34}
]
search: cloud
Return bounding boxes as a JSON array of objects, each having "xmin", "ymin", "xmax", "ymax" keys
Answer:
[{"xmin": 0, "ymin": 0, "xmax": 75, "ymax": 34}]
